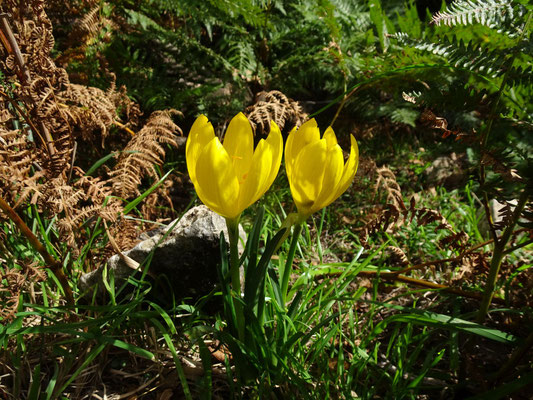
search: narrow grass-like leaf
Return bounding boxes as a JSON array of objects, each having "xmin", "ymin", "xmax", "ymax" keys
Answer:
[
  {"xmin": 245, "ymin": 228, "xmax": 286, "ymax": 316},
  {"xmin": 44, "ymin": 362, "xmax": 59, "ymax": 400},
  {"xmin": 123, "ymin": 169, "xmax": 173, "ymax": 214},
  {"xmin": 27, "ymin": 364, "xmax": 41, "ymax": 400},
  {"xmin": 408, "ymin": 348, "xmax": 445, "ymax": 389},
  {"xmin": 370, "ymin": 302, "xmax": 521, "ymax": 345},
  {"xmin": 101, "ymin": 337, "xmax": 154, "ymax": 360},
  {"xmin": 56, "ymin": 342, "xmax": 106, "ymax": 396},
  {"xmin": 198, "ymin": 339, "xmax": 213, "ymax": 400},
  {"xmin": 84, "ymin": 151, "xmax": 120, "ymax": 176},
  {"xmin": 149, "ymin": 318, "xmax": 193, "ymax": 400},
  {"xmin": 147, "ymin": 301, "xmax": 177, "ymax": 335},
  {"xmin": 284, "ymin": 312, "xmax": 341, "ymax": 352}
]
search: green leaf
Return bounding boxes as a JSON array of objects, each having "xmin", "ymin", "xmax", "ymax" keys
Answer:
[
  {"xmin": 368, "ymin": 0, "xmax": 394, "ymax": 52},
  {"xmin": 371, "ymin": 303, "xmax": 521, "ymax": 345},
  {"xmin": 122, "ymin": 169, "xmax": 173, "ymax": 214},
  {"xmin": 84, "ymin": 151, "xmax": 120, "ymax": 176}
]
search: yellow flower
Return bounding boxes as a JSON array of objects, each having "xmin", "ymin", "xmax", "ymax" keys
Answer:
[
  {"xmin": 285, "ymin": 119, "xmax": 359, "ymax": 220},
  {"xmin": 186, "ymin": 112, "xmax": 283, "ymax": 220}
]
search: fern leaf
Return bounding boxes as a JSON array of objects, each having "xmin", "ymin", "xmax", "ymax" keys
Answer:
[
  {"xmin": 432, "ymin": 0, "xmax": 513, "ymax": 28},
  {"xmin": 506, "ymin": 65, "xmax": 533, "ymax": 87},
  {"xmin": 392, "ymin": 33, "xmax": 509, "ymax": 76},
  {"xmin": 226, "ymin": 41, "xmax": 258, "ymax": 80},
  {"xmin": 431, "ymin": 0, "xmax": 526, "ymax": 38}
]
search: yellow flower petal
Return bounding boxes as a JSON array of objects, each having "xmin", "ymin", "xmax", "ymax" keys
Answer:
[
  {"xmin": 186, "ymin": 113, "xmax": 282, "ymax": 220},
  {"xmin": 186, "ymin": 115, "xmax": 215, "ymax": 183},
  {"xmin": 285, "ymin": 122, "xmax": 360, "ymax": 220},
  {"xmin": 323, "ymin": 126, "xmax": 338, "ymax": 148},
  {"xmin": 195, "ymin": 137, "xmax": 240, "ymax": 219},
  {"xmin": 238, "ymin": 139, "xmax": 273, "ymax": 211},
  {"xmin": 312, "ymin": 143, "xmax": 344, "ymax": 213},
  {"xmin": 290, "ymin": 139, "xmax": 328, "ymax": 216},
  {"xmin": 264, "ymin": 121, "xmax": 283, "ymax": 188},
  {"xmin": 333, "ymin": 135, "xmax": 359, "ymax": 200},
  {"xmin": 237, "ymin": 121, "xmax": 282, "ymax": 211},
  {"xmin": 222, "ymin": 112, "xmax": 254, "ymax": 184},
  {"xmin": 285, "ymin": 119, "xmax": 320, "ymax": 178}
]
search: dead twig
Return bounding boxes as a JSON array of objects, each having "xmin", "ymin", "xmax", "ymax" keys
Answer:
[{"xmin": 314, "ymin": 269, "xmax": 506, "ymax": 305}]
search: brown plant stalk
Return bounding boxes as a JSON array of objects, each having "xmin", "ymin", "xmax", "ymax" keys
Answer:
[
  {"xmin": 315, "ymin": 269, "xmax": 505, "ymax": 305},
  {"xmin": 0, "ymin": 194, "xmax": 74, "ymax": 304},
  {"xmin": 0, "ymin": 13, "xmax": 57, "ymax": 157}
]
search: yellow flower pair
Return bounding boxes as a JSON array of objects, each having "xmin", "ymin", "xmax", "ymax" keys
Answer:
[{"xmin": 186, "ymin": 112, "xmax": 359, "ymax": 222}]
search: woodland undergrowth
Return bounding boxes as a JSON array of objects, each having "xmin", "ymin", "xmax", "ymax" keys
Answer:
[{"xmin": 0, "ymin": 0, "xmax": 532, "ymax": 399}]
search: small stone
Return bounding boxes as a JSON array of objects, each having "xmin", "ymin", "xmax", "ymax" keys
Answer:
[
  {"xmin": 79, "ymin": 206, "xmax": 245, "ymax": 302},
  {"xmin": 424, "ymin": 152, "xmax": 466, "ymax": 188}
]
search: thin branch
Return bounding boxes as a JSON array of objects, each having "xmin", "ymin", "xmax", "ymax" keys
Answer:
[
  {"xmin": 0, "ymin": 194, "xmax": 73, "ymax": 304},
  {"xmin": 330, "ymin": 86, "xmax": 360, "ymax": 127},
  {"xmin": 113, "ymin": 120, "xmax": 136, "ymax": 136},
  {"xmin": 503, "ymin": 238, "xmax": 533, "ymax": 255},
  {"xmin": 477, "ymin": 189, "xmax": 530, "ymax": 322},
  {"xmin": 314, "ymin": 269, "xmax": 505, "ymax": 305},
  {"xmin": 0, "ymin": 89, "xmax": 47, "ymax": 150}
]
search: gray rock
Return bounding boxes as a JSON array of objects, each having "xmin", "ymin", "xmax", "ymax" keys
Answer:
[
  {"xmin": 424, "ymin": 152, "xmax": 466, "ymax": 188},
  {"xmin": 79, "ymin": 205, "xmax": 245, "ymax": 301}
]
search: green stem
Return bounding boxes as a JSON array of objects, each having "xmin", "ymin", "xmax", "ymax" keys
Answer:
[
  {"xmin": 225, "ymin": 217, "xmax": 245, "ymax": 341},
  {"xmin": 281, "ymin": 222, "xmax": 303, "ymax": 305},
  {"xmin": 226, "ymin": 218, "xmax": 241, "ymax": 295},
  {"xmin": 475, "ymin": 12, "xmax": 532, "ymax": 323},
  {"xmin": 478, "ymin": 11, "xmax": 532, "ymax": 243},
  {"xmin": 476, "ymin": 190, "xmax": 529, "ymax": 323}
]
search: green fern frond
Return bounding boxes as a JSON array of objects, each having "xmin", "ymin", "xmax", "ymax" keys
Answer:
[
  {"xmin": 390, "ymin": 108, "xmax": 419, "ymax": 127},
  {"xmin": 506, "ymin": 65, "xmax": 533, "ymax": 87},
  {"xmin": 431, "ymin": 0, "xmax": 527, "ymax": 38},
  {"xmin": 392, "ymin": 33, "xmax": 509, "ymax": 76},
  {"xmin": 226, "ymin": 41, "xmax": 258, "ymax": 80},
  {"xmin": 431, "ymin": 0, "xmax": 514, "ymax": 28}
]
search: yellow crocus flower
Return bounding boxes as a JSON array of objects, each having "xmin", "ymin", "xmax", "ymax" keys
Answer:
[
  {"xmin": 186, "ymin": 112, "xmax": 283, "ymax": 220},
  {"xmin": 285, "ymin": 118, "xmax": 359, "ymax": 220}
]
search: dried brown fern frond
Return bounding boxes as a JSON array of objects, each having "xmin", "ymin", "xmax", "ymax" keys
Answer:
[
  {"xmin": 49, "ymin": 1, "xmax": 115, "ymax": 73},
  {"xmin": 106, "ymin": 81, "xmax": 141, "ymax": 127},
  {"xmin": 60, "ymin": 81, "xmax": 141, "ymax": 145},
  {"xmin": 59, "ymin": 84, "xmax": 119, "ymax": 144},
  {"xmin": 384, "ymin": 246, "xmax": 409, "ymax": 266},
  {"xmin": 244, "ymin": 90, "xmax": 308, "ymax": 137},
  {"xmin": 418, "ymin": 109, "xmax": 461, "ymax": 139},
  {"xmin": 373, "ymin": 166, "xmax": 405, "ymax": 211},
  {"xmin": 481, "ymin": 151, "xmax": 522, "ymax": 182},
  {"xmin": 0, "ymin": 1, "xmax": 183, "ymax": 270},
  {"xmin": 361, "ymin": 203, "xmax": 403, "ymax": 239},
  {"xmin": 140, "ymin": 178, "xmax": 176, "ymax": 224},
  {"xmin": 0, "ymin": 126, "xmax": 46, "ymax": 206},
  {"xmin": 0, "ymin": 258, "xmax": 46, "ymax": 321},
  {"xmin": 1, "ymin": 2, "xmax": 72, "ymax": 170},
  {"xmin": 361, "ymin": 193, "xmax": 460, "ymax": 249},
  {"xmin": 75, "ymin": 5, "xmax": 109, "ymax": 42},
  {"xmin": 109, "ymin": 110, "xmax": 181, "ymax": 199},
  {"xmin": 439, "ymin": 231, "xmax": 470, "ymax": 250},
  {"xmin": 35, "ymin": 170, "xmax": 122, "ymax": 256},
  {"xmin": 104, "ymin": 218, "xmax": 142, "ymax": 255}
]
